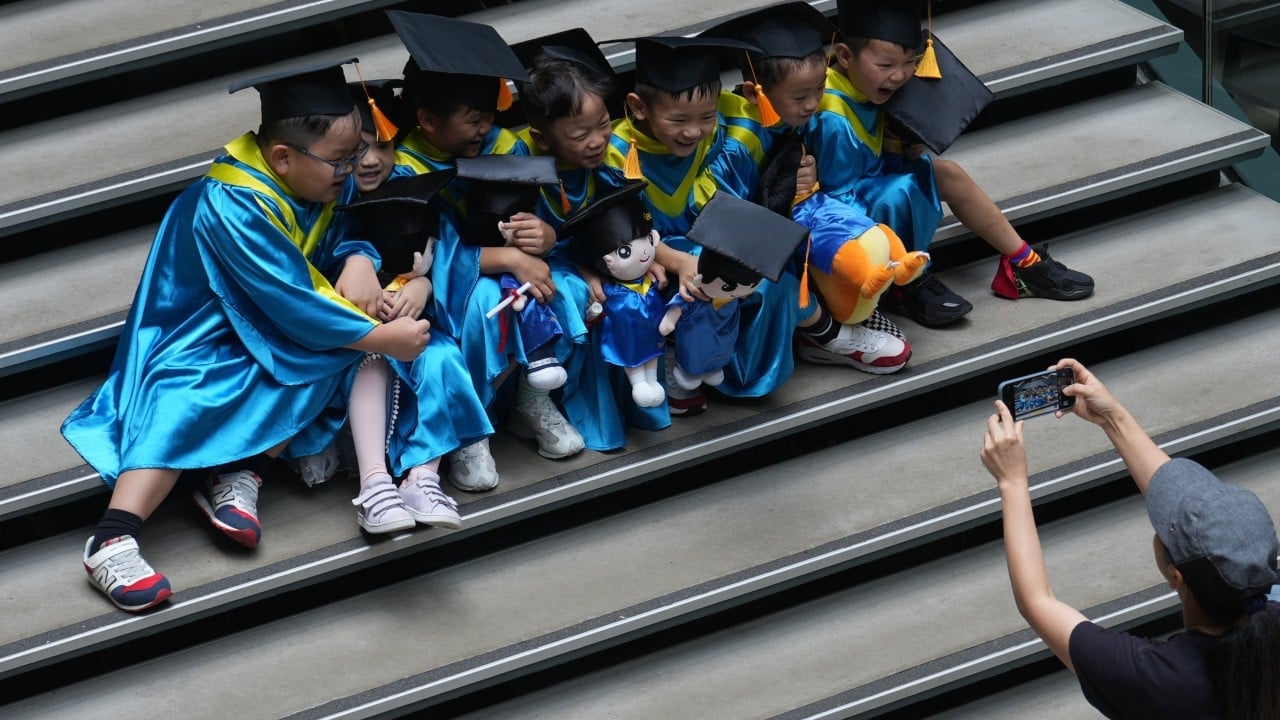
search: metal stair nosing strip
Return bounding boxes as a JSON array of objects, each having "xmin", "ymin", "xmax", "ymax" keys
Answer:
[
  {"xmin": 275, "ymin": 401, "xmax": 1280, "ymax": 720},
  {"xmin": 0, "ymin": 313, "xmax": 127, "ymax": 378}
]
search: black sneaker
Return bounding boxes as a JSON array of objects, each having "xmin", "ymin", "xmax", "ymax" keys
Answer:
[
  {"xmin": 881, "ymin": 272, "xmax": 972, "ymax": 327},
  {"xmin": 1012, "ymin": 247, "xmax": 1094, "ymax": 300}
]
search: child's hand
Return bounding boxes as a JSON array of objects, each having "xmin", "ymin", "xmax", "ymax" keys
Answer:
[
  {"xmin": 577, "ymin": 264, "xmax": 607, "ymax": 304},
  {"xmin": 796, "ymin": 154, "xmax": 818, "ymax": 193},
  {"xmin": 901, "ymin": 143, "xmax": 927, "ymax": 161},
  {"xmin": 502, "ymin": 212, "xmax": 557, "ymax": 256},
  {"xmin": 379, "ymin": 277, "xmax": 431, "ymax": 322},
  {"xmin": 671, "ymin": 252, "xmax": 709, "ymax": 303},
  {"xmin": 335, "ymin": 255, "xmax": 383, "ymax": 318},
  {"xmin": 380, "ymin": 316, "xmax": 432, "ymax": 362},
  {"xmin": 648, "ymin": 261, "xmax": 669, "ymax": 289},
  {"xmin": 508, "ymin": 253, "xmax": 556, "ymax": 303}
]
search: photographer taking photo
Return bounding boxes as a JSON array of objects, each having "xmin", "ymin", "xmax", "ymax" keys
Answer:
[{"xmin": 982, "ymin": 358, "xmax": 1279, "ymax": 719}]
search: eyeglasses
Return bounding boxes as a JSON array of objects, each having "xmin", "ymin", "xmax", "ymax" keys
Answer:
[{"xmin": 286, "ymin": 142, "xmax": 370, "ymax": 177}]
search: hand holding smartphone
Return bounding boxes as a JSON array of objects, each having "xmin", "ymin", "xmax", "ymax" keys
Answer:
[{"xmin": 998, "ymin": 367, "xmax": 1076, "ymax": 421}]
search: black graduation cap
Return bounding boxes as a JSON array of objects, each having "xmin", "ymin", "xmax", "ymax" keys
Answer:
[
  {"xmin": 757, "ymin": 129, "xmax": 805, "ymax": 217},
  {"xmin": 562, "ymin": 181, "xmax": 652, "ymax": 274},
  {"xmin": 388, "ymin": 10, "xmax": 529, "ymax": 113},
  {"xmin": 884, "ymin": 34, "xmax": 993, "ymax": 154},
  {"xmin": 453, "ymin": 155, "xmax": 560, "ymax": 247},
  {"xmin": 347, "ymin": 79, "xmax": 406, "ymax": 140},
  {"xmin": 687, "ymin": 193, "xmax": 807, "ymax": 285},
  {"xmin": 335, "ymin": 171, "xmax": 455, "ymax": 283},
  {"xmin": 512, "ymin": 28, "xmax": 615, "ymax": 81},
  {"xmin": 836, "ymin": 0, "xmax": 923, "ymax": 49},
  {"xmin": 603, "ymin": 36, "xmax": 759, "ymax": 95},
  {"xmin": 699, "ymin": 2, "xmax": 837, "ymax": 61},
  {"xmin": 229, "ymin": 56, "xmax": 358, "ymax": 124}
]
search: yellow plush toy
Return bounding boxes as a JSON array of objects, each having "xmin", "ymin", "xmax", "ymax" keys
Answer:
[{"xmin": 808, "ymin": 220, "xmax": 928, "ymax": 324}]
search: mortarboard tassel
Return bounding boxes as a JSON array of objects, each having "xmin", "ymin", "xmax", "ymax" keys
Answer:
[
  {"xmin": 497, "ymin": 78, "xmax": 514, "ymax": 111},
  {"xmin": 559, "ymin": 181, "xmax": 572, "ymax": 214},
  {"xmin": 367, "ymin": 97, "xmax": 399, "ymax": 142},
  {"xmin": 745, "ymin": 54, "xmax": 782, "ymax": 127},
  {"xmin": 799, "ymin": 237, "xmax": 812, "ymax": 312},
  {"xmin": 624, "ymin": 136, "xmax": 643, "ymax": 180},
  {"xmin": 915, "ymin": 5, "xmax": 942, "ymax": 79}
]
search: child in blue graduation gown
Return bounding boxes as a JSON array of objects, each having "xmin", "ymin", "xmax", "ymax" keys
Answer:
[{"xmin": 62, "ymin": 59, "xmax": 432, "ymax": 612}]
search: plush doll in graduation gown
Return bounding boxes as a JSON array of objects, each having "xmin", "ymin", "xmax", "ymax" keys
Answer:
[
  {"xmin": 61, "ymin": 58, "xmax": 381, "ymax": 484},
  {"xmin": 335, "ymin": 173, "xmax": 493, "ymax": 476},
  {"xmin": 564, "ymin": 181, "xmax": 667, "ymax": 407},
  {"xmin": 659, "ymin": 194, "xmax": 808, "ymax": 394}
]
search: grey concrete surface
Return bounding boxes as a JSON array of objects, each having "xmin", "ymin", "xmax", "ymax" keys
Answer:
[
  {"xmin": 927, "ymin": 671, "xmax": 1098, "ymax": 720},
  {"xmin": 5, "ymin": 308, "xmax": 1278, "ymax": 718}
]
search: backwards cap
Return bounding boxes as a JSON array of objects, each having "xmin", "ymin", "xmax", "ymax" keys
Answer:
[
  {"xmin": 601, "ymin": 35, "xmax": 759, "ymax": 95},
  {"xmin": 836, "ymin": 0, "xmax": 923, "ymax": 50},
  {"xmin": 700, "ymin": 1, "xmax": 837, "ymax": 61},
  {"xmin": 229, "ymin": 56, "xmax": 358, "ymax": 123},
  {"xmin": 335, "ymin": 171, "xmax": 455, "ymax": 281},
  {"xmin": 1147, "ymin": 458, "xmax": 1279, "ymax": 612},
  {"xmin": 388, "ymin": 10, "xmax": 530, "ymax": 113},
  {"xmin": 688, "ymin": 193, "xmax": 807, "ymax": 285}
]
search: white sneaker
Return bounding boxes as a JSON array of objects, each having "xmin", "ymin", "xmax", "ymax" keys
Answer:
[
  {"xmin": 398, "ymin": 469, "xmax": 462, "ymax": 530},
  {"xmin": 797, "ymin": 323, "xmax": 912, "ymax": 374},
  {"xmin": 509, "ymin": 395, "xmax": 586, "ymax": 459},
  {"xmin": 448, "ymin": 439, "xmax": 500, "ymax": 492},
  {"xmin": 351, "ymin": 474, "xmax": 416, "ymax": 534},
  {"xmin": 83, "ymin": 536, "xmax": 172, "ymax": 612}
]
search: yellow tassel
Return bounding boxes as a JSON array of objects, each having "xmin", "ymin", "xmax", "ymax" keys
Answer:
[
  {"xmin": 559, "ymin": 181, "xmax": 571, "ymax": 214},
  {"xmin": 757, "ymin": 86, "xmax": 782, "ymax": 127},
  {"xmin": 624, "ymin": 136, "xmax": 643, "ymax": 180},
  {"xmin": 915, "ymin": 36, "xmax": 942, "ymax": 79},
  {"xmin": 497, "ymin": 78, "xmax": 514, "ymax": 111},
  {"xmin": 368, "ymin": 98, "xmax": 399, "ymax": 142}
]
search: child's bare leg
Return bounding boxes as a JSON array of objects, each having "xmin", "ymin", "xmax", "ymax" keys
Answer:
[
  {"xmin": 107, "ymin": 468, "xmax": 181, "ymax": 519},
  {"xmin": 349, "ymin": 355, "xmax": 414, "ymax": 534},
  {"xmin": 933, "ymin": 158, "xmax": 1023, "ymax": 255}
]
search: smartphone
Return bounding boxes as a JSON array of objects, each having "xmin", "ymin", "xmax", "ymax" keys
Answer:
[{"xmin": 998, "ymin": 367, "xmax": 1076, "ymax": 421}]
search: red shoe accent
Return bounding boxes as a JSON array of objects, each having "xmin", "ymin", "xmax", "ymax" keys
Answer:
[
  {"xmin": 990, "ymin": 257, "xmax": 1020, "ymax": 299},
  {"xmin": 668, "ymin": 390, "xmax": 707, "ymax": 416}
]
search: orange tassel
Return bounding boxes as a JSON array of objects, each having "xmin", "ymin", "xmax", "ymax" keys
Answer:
[
  {"xmin": 799, "ymin": 237, "xmax": 812, "ymax": 311},
  {"xmin": 915, "ymin": 5, "xmax": 942, "ymax": 79},
  {"xmin": 559, "ymin": 181, "xmax": 571, "ymax": 214},
  {"xmin": 757, "ymin": 86, "xmax": 782, "ymax": 127},
  {"xmin": 497, "ymin": 78, "xmax": 514, "ymax": 111},
  {"xmin": 368, "ymin": 98, "xmax": 399, "ymax": 142},
  {"xmin": 624, "ymin": 136, "xmax": 643, "ymax": 180}
]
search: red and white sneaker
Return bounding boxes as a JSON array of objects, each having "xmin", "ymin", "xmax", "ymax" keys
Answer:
[
  {"xmin": 797, "ymin": 323, "xmax": 911, "ymax": 374},
  {"xmin": 194, "ymin": 469, "xmax": 262, "ymax": 548},
  {"xmin": 83, "ymin": 536, "xmax": 172, "ymax": 612}
]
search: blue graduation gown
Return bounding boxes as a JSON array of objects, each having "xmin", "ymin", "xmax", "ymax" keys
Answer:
[
  {"xmin": 668, "ymin": 295, "xmax": 739, "ymax": 377},
  {"xmin": 61, "ymin": 133, "xmax": 377, "ymax": 485}
]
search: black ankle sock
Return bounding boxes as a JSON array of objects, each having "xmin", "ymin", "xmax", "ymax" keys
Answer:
[
  {"xmin": 801, "ymin": 311, "xmax": 839, "ymax": 345},
  {"xmin": 90, "ymin": 509, "xmax": 144, "ymax": 554},
  {"xmin": 215, "ymin": 453, "xmax": 272, "ymax": 479}
]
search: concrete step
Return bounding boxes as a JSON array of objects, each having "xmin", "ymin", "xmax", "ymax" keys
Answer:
[
  {"xmin": 0, "ymin": 0, "xmax": 1182, "ymax": 237},
  {"xmin": 4, "ymin": 304, "xmax": 1278, "ymax": 715},
  {"xmin": 448, "ymin": 450, "xmax": 1279, "ymax": 720},
  {"xmin": 4, "ymin": 182, "xmax": 1278, "ymax": 517},
  {"xmin": 925, "ymin": 671, "xmax": 1099, "ymax": 720}
]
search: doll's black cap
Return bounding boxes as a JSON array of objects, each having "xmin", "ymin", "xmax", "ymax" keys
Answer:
[
  {"xmin": 687, "ymin": 193, "xmax": 807, "ymax": 283},
  {"xmin": 453, "ymin": 155, "xmax": 559, "ymax": 246},
  {"xmin": 884, "ymin": 35, "xmax": 993, "ymax": 153},
  {"xmin": 388, "ymin": 10, "xmax": 529, "ymax": 112},
  {"xmin": 836, "ymin": 0, "xmax": 924, "ymax": 50},
  {"xmin": 602, "ymin": 36, "xmax": 759, "ymax": 95},
  {"xmin": 513, "ymin": 27, "xmax": 615, "ymax": 81},
  {"xmin": 700, "ymin": 2, "xmax": 837, "ymax": 60},
  {"xmin": 335, "ymin": 171, "xmax": 455, "ymax": 277},
  {"xmin": 347, "ymin": 79, "xmax": 404, "ymax": 136},
  {"xmin": 229, "ymin": 56, "xmax": 358, "ymax": 123},
  {"xmin": 562, "ymin": 181, "xmax": 652, "ymax": 261}
]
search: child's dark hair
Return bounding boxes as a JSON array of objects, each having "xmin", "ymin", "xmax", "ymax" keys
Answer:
[
  {"xmin": 519, "ymin": 57, "xmax": 616, "ymax": 131},
  {"xmin": 840, "ymin": 35, "xmax": 917, "ymax": 55},
  {"xmin": 401, "ymin": 69, "xmax": 469, "ymax": 122},
  {"xmin": 634, "ymin": 78, "xmax": 721, "ymax": 108},
  {"xmin": 258, "ymin": 108, "xmax": 360, "ymax": 151},
  {"xmin": 739, "ymin": 50, "xmax": 827, "ymax": 90}
]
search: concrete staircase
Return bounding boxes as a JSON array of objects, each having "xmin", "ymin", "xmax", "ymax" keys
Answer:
[{"xmin": 1, "ymin": 0, "xmax": 1277, "ymax": 717}]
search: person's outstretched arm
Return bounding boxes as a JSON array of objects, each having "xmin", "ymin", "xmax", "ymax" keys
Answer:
[
  {"xmin": 1054, "ymin": 359, "xmax": 1170, "ymax": 495},
  {"xmin": 983, "ymin": 400, "xmax": 1088, "ymax": 671}
]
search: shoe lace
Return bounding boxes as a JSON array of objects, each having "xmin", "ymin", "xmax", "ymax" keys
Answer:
[
  {"xmin": 212, "ymin": 472, "xmax": 259, "ymax": 509},
  {"xmin": 831, "ymin": 324, "xmax": 889, "ymax": 354},
  {"xmin": 99, "ymin": 545, "xmax": 153, "ymax": 586}
]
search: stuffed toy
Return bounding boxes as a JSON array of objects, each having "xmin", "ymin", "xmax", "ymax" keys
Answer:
[
  {"xmin": 562, "ymin": 181, "xmax": 667, "ymax": 407},
  {"xmin": 762, "ymin": 131, "xmax": 930, "ymax": 324},
  {"xmin": 659, "ymin": 193, "xmax": 807, "ymax": 393}
]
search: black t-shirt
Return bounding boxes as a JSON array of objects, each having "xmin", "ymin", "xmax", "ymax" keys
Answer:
[{"xmin": 1068, "ymin": 602, "xmax": 1280, "ymax": 719}]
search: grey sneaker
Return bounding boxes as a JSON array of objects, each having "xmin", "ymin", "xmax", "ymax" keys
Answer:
[
  {"xmin": 351, "ymin": 474, "xmax": 416, "ymax": 534},
  {"xmin": 399, "ymin": 469, "xmax": 462, "ymax": 530},
  {"xmin": 448, "ymin": 439, "xmax": 500, "ymax": 492},
  {"xmin": 509, "ymin": 395, "xmax": 586, "ymax": 459},
  {"xmin": 83, "ymin": 536, "xmax": 172, "ymax": 612}
]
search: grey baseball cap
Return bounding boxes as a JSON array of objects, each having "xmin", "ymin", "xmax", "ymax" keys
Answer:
[{"xmin": 1147, "ymin": 458, "xmax": 1279, "ymax": 611}]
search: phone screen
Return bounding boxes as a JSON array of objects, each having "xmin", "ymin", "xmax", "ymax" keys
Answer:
[{"xmin": 999, "ymin": 368, "xmax": 1075, "ymax": 421}]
